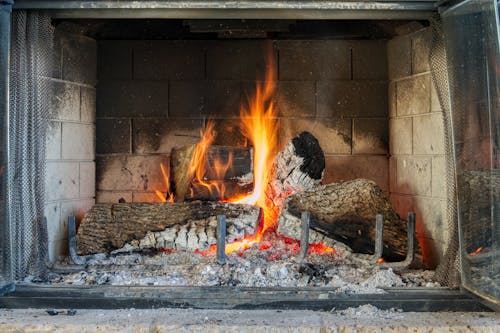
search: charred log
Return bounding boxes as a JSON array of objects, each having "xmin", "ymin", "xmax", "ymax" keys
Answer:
[
  {"xmin": 76, "ymin": 202, "xmax": 260, "ymax": 255},
  {"xmin": 278, "ymin": 179, "xmax": 422, "ymax": 264}
]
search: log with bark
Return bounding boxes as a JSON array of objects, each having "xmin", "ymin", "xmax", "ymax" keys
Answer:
[
  {"xmin": 76, "ymin": 202, "xmax": 261, "ymax": 255},
  {"xmin": 278, "ymin": 179, "xmax": 422, "ymax": 264}
]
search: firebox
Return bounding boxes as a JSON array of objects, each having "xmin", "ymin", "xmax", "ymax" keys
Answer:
[{"xmin": 0, "ymin": 0, "xmax": 498, "ymax": 311}]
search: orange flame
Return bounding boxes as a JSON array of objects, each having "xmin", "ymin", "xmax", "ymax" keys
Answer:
[
  {"xmin": 376, "ymin": 257, "xmax": 385, "ymax": 264},
  {"xmin": 470, "ymin": 247, "xmax": 483, "ymax": 256},
  {"xmin": 155, "ymin": 163, "xmax": 174, "ymax": 202}
]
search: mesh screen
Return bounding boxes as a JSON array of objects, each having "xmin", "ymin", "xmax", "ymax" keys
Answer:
[
  {"xmin": 8, "ymin": 11, "xmax": 52, "ymax": 280},
  {"xmin": 429, "ymin": 16, "xmax": 461, "ymax": 288}
]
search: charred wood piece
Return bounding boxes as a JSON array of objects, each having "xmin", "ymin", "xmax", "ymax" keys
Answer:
[{"xmin": 297, "ymin": 211, "xmax": 310, "ymax": 263}]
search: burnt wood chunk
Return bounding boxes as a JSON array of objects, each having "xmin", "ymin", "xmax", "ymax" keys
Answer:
[
  {"xmin": 170, "ymin": 145, "xmax": 253, "ymax": 202},
  {"xmin": 278, "ymin": 179, "xmax": 422, "ymax": 264},
  {"xmin": 267, "ymin": 131, "xmax": 325, "ymax": 208},
  {"xmin": 76, "ymin": 202, "xmax": 260, "ymax": 255}
]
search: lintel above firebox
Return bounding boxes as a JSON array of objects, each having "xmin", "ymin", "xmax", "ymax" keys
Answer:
[{"xmin": 13, "ymin": 0, "xmax": 437, "ymax": 20}]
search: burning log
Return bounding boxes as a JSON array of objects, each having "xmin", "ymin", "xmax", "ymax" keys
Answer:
[
  {"xmin": 278, "ymin": 179, "xmax": 422, "ymax": 264},
  {"xmin": 267, "ymin": 131, "xmax": 325, "ymax": 209},
  {"xmin": 76, "ymin": 202, "xmax": 260, "ymax": 255},
  {"xmin": 170, "ymin": 145, "xmax": 253, "ymax": 202}
]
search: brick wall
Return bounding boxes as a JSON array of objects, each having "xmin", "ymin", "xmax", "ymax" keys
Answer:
[
  {"xmin": 388, "ymin": 27, "xmax": 448, "ymax": 267},
  {"xmin": 44, "ymin": 29, "xmax": 96, "ymax": 261},
  {"xmin": 96, "ymin": 39, "xmax": 389, "ymax": 203}
]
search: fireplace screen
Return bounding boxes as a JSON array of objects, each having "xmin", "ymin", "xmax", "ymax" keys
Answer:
[{"xmin": 0, "ymin": 0, "xmax": 498, "ymax": 308}]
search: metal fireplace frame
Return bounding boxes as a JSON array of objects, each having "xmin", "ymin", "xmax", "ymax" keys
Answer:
[{"xmin": 0, "ymin": 0, "xmax": 498, "ymax": 312}]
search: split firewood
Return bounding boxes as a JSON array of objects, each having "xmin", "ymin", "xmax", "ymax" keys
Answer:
[
  {"xmin": 278, "ymin": 179, "xmax": 422, "ymax": 264},
  {"xmin": 76, "ymin": 202, "xmax": 260, "ymax": 255},
  {"xmin": 169, "ymin": 145, "xmax": 253, "ymax": 202},
  {"xmin": 266, "ymin": 131, "xmax": 325, "ymax": 209}
]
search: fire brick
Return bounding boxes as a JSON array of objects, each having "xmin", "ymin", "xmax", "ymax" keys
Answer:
[
  {"xmin": 96, "ymin": 119, "xmax": 131, "ymax": 154},
  {"xmin": 396, "ymin": 74, "xmax": 431, "ymax": 116},
  {"xmin": 279, "ymin": 118, "xmax": 351, "ymax": 155},
  {"xmin": 96, "ymin": 155, "xmax": 168, "ymax": 192},
  {"xmin": 62, "ymin": 123, "xmax": 95, "ymax": 160},
  {"xmin": 169, "ymin": 80, "xmax": 241, "ymax": 118},
  {"xmin": 61, "ymin": 32, "xmax": 97, "ymax": 86},
  {"xmin": 80, "ymin": 87, "xmax": 96, "ymax": 123},
  {"xmin": 277, "ymin": 40, "xmax": 351, "ymax": 80},
  {"xmin": 49, "ymin": 79, "xmax": 80, "ymax": 121},
  {"xmin": 97, "ymin": 80, "xmax": 168, "ymax": 117},
  {"xmin": 132, "ymin": 118, "xmax": 202, "ymax": 154},
  {"xmin": 394, "ymin": 157, "xmax": 432, "ymax": 196},
  {"xmin": 317, "ymin": 80, "xmax": 388, "ymax": 118},
  {"xmin": 413, "ymin": 113, "xmax": 445, "ymax": 155},
  {"xmin": 352, "ymin": 118, "xmax": 388, "ymax": 155},
  {"xmin": 351, "ymin": 40, "xmax": 388, "ymax": 80},
  {"xmin": 388, "ymin": 34, "xmax": 411, "ymax": 80},
  {"xmin": 98, "ymin": 40, "xmax": 133, "ymax": 80},
  {"xmin": 412, "ymin": 28, "xmax": 432, "ymax": 74},
  {"xmin": 133, "ymin": 40, "xmax": 206, "ymax": 80},
  {"xmin": 46, "ymin": 121, "xmax": 62, "ymax": 160},
  {"xmin": 96, "ymin": 191, "xmax": 133, "ymax": 204},
  {"xmin": 79, "ymin": 161, "xmax": 96, "ymax": 198},
  {"xmin": 389, "ymin": 117, "xmax": 413, "ymax": 155},
  {"xmin": 206, "ymin": 40, "xmax": 277, "ymax": 80},
  {"xmin": 323, "ymin": 156, "xmax": 389, "ymax": 192},
  {"xmin": 45, "ymin": 161, "xmax": 80, "ymax": 201},
  {"xmin": 272, "ymin": 81, "xmax": 316, "ymax": 118}
]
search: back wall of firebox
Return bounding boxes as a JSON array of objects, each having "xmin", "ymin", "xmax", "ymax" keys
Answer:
[{"xmin": 44, "ymin": 20, "xmax": 448, "ymax": 268}]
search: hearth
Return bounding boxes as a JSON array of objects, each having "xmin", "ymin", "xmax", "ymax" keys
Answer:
[{"xmin": 0, "ymin": 0, "xmax": 498, "ymax": 310}]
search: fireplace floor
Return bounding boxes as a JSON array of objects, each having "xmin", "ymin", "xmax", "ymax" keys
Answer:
[{"xmin": 31, "ymin": 232, "xmax": 438, "ymax": 291}]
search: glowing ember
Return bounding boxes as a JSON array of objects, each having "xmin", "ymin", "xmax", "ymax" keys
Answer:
[
  {"xmin": 155, "ymin": 163, "xmax": 174, "ymax": 202},
  {"xmin": 376, "ymin": 258, "xmax": 385, "ymax": 264},
  {"xmin": 469, "ymin": 247, "xmax": 483, "ymax": 256}
]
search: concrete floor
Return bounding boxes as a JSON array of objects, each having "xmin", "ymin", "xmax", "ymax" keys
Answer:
[{"xmin": 0, "ymin": 307, "xmax": 499, "ymax": 332}]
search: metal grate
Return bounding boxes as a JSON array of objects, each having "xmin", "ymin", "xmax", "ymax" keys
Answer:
[{"xmin": 7, "ymin": 11, "xmax": 53, "ymax": 280}]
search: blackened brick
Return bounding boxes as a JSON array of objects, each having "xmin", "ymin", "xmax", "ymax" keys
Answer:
[
  {"xmin": 98, "ymin": 40, "xmax": 133, "ymax": 80},
  {"xmin": 134, "ymin": 40, "xmax": 205, "ymax": 80},
  {"xmin": 61, "ymin": 32, "xmax": 97, "ymax": 85},
  {"xmin": 351, "ymin": 40, "xmax": 387, "ymax": 79},
  {"xmin": 274, "ymin": 81, "xmax": 315, "ymax": 117},
  {"xmin": 352, "ymin": 118, "xmax": 388, "ymax": 155},
  {"xmin": 396, "ymin": 74, "xmax": 431, "ymax": 116},
  {"xmin": 132, "ymin": 118, "xmax": 202, "ymax": 154},
  {"xmin": 212, "ymin": 119, "xmax": 247, "ymax": 147},
  {"xmin": 206, "ymin": 40, "xmax": 277, "ymax": 80},
  {"xmin": 169, "ymin": 80, "xmax": 240, "ymax": 118},
  {"xmin": 412, "ymin": 28, "xmax": 432, "ymax": 74},
  {"xmin": 96, "ymin": 119, "xmax": 131, "ymax": 154},
  {"xmin": 97, "ymin": 80, "xmax": 168, "ymax": 117},
  {"xmin": 317, "ymin": 81, "xmax": 388, "ymax": 118},
  {"xmin": 49, "ymin": 79, "xmax": 80, "ymax": 121},
  {"xmin": 278, "ymin": 40, "xmax": 351, "ymax": 80},
  {"xmin": 279, "ymin": 118, "xmax": 351, "ymax": 155},
  {"xmin": 388, "ymin": 35, "xmax": 411, "ymax": 80}
]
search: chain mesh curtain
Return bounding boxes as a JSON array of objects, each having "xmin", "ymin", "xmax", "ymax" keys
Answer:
[
  {"xmin": 8, "ymin": 11, "xmax": 52, "ymax": 280},
  {"xmin": 429, "ymin": 16, "xmax": 461, "ymax": 288}
]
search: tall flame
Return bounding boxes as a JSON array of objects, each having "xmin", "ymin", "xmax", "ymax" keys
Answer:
[{"xmin": 155, "ymin": 163, "xmax": 174, "ymax": 202}]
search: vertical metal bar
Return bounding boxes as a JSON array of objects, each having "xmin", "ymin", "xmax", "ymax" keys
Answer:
[
  {"xmin": 372, "ymin": 213, "xmax": 384, "ymax": 263},
  {"xmin": 0, "ymin": 0, "xmax": 14, "ymax": 284},
  {"xmin": 406, "ymin": 211, "xmax": 416, "ymax": 265},
  {"xmin": 68, "ymin": 216, "xmax": 85, "ymax": 265},
  {"xmin": 216, "ymin": 215, "xmax": 226, "ymax": 265},
  {"xmin": 298, "ymin": 211, "xmax": 310, "ymax": 262}
]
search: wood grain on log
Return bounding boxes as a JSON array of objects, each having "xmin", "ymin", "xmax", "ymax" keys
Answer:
[
  {"xmin": 76, "ymin": 202, "xmax": 260, "ymax": 255},
  {"xmin": 170, "ymin": 144, "xmax": 195, "ymax": 202},
  {"xmin": 278, "ymin": 179, "xmax": 422, "ymax": 263},
  {"xmin": 267, "ymin": 131, "xmax": 325, "ymax": 209}
]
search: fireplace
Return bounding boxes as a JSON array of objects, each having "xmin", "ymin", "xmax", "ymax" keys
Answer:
[{"xmin": 0, "ymin": 0, "xmax": 498, "ymax": 310}]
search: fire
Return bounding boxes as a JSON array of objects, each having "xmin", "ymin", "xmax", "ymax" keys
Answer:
[
  {"xmin": 469, "ymin": 247, "xmax": 483, "ymax": 256},
  {"xmin": 376, "ymin": 257, "xmax": 385, "ymax": 264},
  {"xmin": 155, "ymin": 44, "xmax": 334, "ymax": 257},
  {"xmin": 155, "ymin": 163, "xmax": 174, "ymax": 202}
]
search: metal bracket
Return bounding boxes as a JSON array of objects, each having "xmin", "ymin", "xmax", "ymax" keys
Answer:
[
  {"xmin": 374, "ymin": 212, "xmax": 416, "ymax": 269},
  {"xmin": 68, "ymin": 216, "xmax": 86, "ymax": 266},
  {"xmin": 216, "ymin": 215, "xmax": 226, "ymax": 265}
]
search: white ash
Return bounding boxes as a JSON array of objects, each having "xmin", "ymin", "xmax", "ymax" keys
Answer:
[
  {"xmin": 112, "ymin": 214, "xmax": 256, "ymax": 253},
  {"xmin": 42, "ymin": 232, "xmax": 439, "ymax": 292},
  {"xmin": 335, "ymin": 304, "xmax": 404, "ymax": 319}
]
